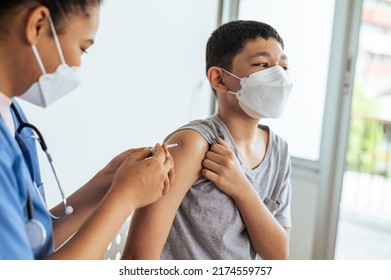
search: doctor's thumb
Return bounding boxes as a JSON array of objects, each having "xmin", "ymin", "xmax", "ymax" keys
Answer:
[{"xmin": 151, "ymin": 144, "xmax": 166, "ymax": 160}]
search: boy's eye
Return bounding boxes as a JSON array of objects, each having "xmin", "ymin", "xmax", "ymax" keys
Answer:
[
  {"xmin": 258, "ymin": 62, "xmax": 268, "ymax": 67},
  {"xmin": 281, "ymin": 65, "xmax": 289, "ymax": 71}
]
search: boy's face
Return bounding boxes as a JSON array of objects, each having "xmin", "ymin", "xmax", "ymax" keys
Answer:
[{"xmin": 224, "ymin": 37, "xmax": 288, "ymax": 93}]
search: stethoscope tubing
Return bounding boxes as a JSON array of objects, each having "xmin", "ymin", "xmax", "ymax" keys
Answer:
[{"xmin": 10, "ymin": 103, "xmax": 70, "ymax": 221}]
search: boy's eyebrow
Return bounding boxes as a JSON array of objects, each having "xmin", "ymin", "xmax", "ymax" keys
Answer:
[{"xmin": 249, "ymin": 51, "xmax": 288, "ymax": 60}]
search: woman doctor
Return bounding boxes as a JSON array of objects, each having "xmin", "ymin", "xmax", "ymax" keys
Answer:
[{"xmin": 0, "ymin": 0, "xmax": 174, "ymax": 259}]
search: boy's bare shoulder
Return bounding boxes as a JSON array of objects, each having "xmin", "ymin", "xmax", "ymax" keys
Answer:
[{"xmin": 166, "ymin": 129, "xmax": 209, "ymax": 154}]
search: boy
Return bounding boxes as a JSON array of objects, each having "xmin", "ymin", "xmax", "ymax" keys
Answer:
[{"xmin": 122, "ymin": 20, "xmax": 293, "ymax": 260}]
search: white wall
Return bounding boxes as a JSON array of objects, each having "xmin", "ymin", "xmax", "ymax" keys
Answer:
[{"xmin": 18, "ymin": 0, "xmax": 218, "ymax": 207}]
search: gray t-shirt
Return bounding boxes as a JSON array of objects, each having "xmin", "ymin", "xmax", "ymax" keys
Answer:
[{"xmin": 161, "ymin": 114, "xmax": 292, "ymax": 260}]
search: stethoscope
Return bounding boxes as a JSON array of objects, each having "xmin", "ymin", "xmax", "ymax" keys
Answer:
[{"xmin": 10, "ymin": 103, "xmax": 73, "ymax": 250}]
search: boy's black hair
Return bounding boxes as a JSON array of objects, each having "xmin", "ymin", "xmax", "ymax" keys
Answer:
[
  {"xmin": 205, "ymin": 20, "xmax": 284, "ymax": 75},
  {"xmin": 0, "ymin": 0, "xmax": 102, "ymax": 33}
]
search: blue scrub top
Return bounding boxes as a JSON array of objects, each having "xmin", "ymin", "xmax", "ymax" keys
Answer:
[{"xmin": 0, "ymin": 100, "xmax": 54, "ymax": 259}]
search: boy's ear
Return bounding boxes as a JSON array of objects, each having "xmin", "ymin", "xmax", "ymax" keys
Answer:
[
  {"xmin": 207, "ymin": 67, "xmax": 228, "ymax": 94},
  {"xmin": 25, "ymin": 6, "xmax": 50, "ymax": 45}
]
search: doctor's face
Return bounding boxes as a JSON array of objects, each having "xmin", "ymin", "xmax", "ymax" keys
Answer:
[
  {"xmin": 0, "ymin": 4, "xmax": 101, "ymax": 98},
  {"xmin": 36, "ymin": 7, "xmax": 101, "ymax": 73}
]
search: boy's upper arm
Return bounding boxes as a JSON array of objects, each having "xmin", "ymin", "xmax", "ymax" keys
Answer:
[{"xmin": 122, "ymin": 129, "xmax": 209, "ymax": 259}]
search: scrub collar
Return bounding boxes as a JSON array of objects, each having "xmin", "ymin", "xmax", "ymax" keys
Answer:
[{"xmin": 0, "ymin": 91, "xmax": 15, "ymax": 136}]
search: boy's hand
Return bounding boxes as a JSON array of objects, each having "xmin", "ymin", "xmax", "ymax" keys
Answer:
[{"xmin": 202, "ymin": 137, "xmax": 250, "ymax": 199}]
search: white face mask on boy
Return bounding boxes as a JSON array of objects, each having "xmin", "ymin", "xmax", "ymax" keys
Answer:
[
  {"xmin": 20, "ymin": 17, "xmax": 81, "ymax": 108},
  {"xmin": 222, "ymin": 66, "xmax": 293, "ymax": 119}
]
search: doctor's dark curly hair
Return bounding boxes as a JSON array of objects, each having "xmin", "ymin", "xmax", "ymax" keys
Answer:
[{"xmin": 0, "ymin": 0, "xmax": 103, "ymax": 33}]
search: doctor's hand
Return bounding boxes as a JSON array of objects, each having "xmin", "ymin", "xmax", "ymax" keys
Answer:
[
  {"xmin": 95, "ymin": 147, "xmax": 147, "ymax": 192},
  {"xmin": 202, "ymin": 137, "xmax": 251, "ymax": 200},
  {"xmin": 110, "ymin": 143, "xmax": 174, "ymax": 209}
]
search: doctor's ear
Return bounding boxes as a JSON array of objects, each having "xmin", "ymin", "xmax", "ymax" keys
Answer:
[
  {"xmin": 25, "ymin": 6, "xmax": 50, "ymax": 45},
  {"xmin": 207, "ymin": 67, "xmax": 229, "ymax": 94}
]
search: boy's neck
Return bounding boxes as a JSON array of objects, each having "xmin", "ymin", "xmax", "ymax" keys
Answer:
[
  {"xmin": 217, "ymin": 109, "xmax": 269, "ymax": 169},
  {"xmin": 217, "ymin": 109, "xmax": 261, "ymax": 145}
]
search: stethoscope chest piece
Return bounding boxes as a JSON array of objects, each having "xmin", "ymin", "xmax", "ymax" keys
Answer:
[{"xmin": 25, "ymin": 219, "xmax": 47, "ymax": 250}]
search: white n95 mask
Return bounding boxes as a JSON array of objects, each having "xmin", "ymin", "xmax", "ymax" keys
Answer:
[
  {"xmin": 20, "ymin": 17, "xmax": 81, "ymax": 108},
  {"xmin": 223, "ymin": 66, "xmax": 293, "ymax": 119}
]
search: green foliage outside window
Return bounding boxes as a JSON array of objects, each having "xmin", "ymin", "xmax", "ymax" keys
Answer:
[{"xmin": 345, "ymin": 85, "xmax": 390, "ymax": 177}]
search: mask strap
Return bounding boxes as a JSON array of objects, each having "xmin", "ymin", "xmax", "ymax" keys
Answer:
[
  {"xmin": 48, "ymin": 16, "xmax": 66, "ymax": 65},
  {"xmin": 220, "ymin": 68, "xmax": 242, "ymax": 95},
  {"xmin": 221, "ymin": 68, "xmax": 242, "ymax": 80},
  {"xmin": 31, "ymin": 45, "xmax": 47, "ymax": 75}
]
